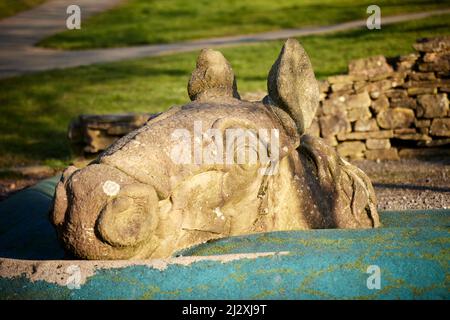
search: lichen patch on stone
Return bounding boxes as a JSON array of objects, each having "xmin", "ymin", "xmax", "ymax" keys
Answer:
[{"xmin": 102, "ymin": 180, "xmax": 120, "ymax": 196}]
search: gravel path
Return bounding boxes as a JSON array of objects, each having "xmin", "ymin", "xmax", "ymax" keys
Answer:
[
  {"xmin": 354, "ymin": 159, "xmax": 450, "ymax": 211},
  {"xmin": 1, "ymin": 6, "xmax": 450, "ymax": 79}
]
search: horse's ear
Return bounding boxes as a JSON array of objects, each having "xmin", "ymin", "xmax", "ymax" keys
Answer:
[
  {"xmin": 266, "ymin": 38, "xmax": 319, "ymax": 135},
  {"xmin": 188, "ymin": 49, "xmax": 240, "ymax": 101}
]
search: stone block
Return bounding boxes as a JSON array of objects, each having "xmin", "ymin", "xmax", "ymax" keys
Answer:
[
  {"xmin": 365, "ymin": 148, "xmax": 400, "ymax": 161},
  {"xmin": 370, "ymin": 95, "xmax": 389, "ymax": 114},
  {"xmin": 337, "ymin": 141, "xmax": 366, "ymax": 159},
  {"xmin": 331, "ymin": 82, "xmax": 353, "ymax": 93},
  {"xmin": 407, "ymin": 87, "xmax": 437, "ymax": 96},
  {"xmin": 319, "ymin": 112, "xmax": 351, "ymax": 137},
  {"xmin": 347, "ymin": 106, "xmax": 372, "ymax": 122},
  {"xmin": 337, "ymin": 130, "xmax": 394, "ymax": 141},
  {"xmin": 349, "ymin": 55, "xmax": 394, "ymax": 80},
  {"xmin": 409, "ymin": 72, "xmax": 436, "ymax": 81},
  {"xmin": 384, "ymin": 89, "xmax": 408, "ymax": 99},
  {"xmin": 354, "ymin": 119, "xmax": 379, "ymax": 132},
  {"xmin": 390, "ymin": 97, "xmax": 416, "ymax": 109},
  {"xmin": 413, "ymin": 36, "xmax": 450, "ymax": 53},
  {"xmin": 394, "ymin": 133, "xmax": 432, "ymax": 141},
  {"xmin": 416, "ymin": 94, "xmax": 449, "ymax": 118},
  {"xmin": 430, "ymin": 118, "xmax": 450, "ymax": 137},
  {"xmin": 376, "ymin": 108, "xmax": 415, "ymax": 129},
  {"xmin": 366, "ymin": 139, "xmax": 391, "ymax": 150},
  {"xmin": 322, "ymin": 135, "xmax": 338, "ymax": 147},
  {"xmin": 414, "ymin": 119, "xmax": 431, "ymax": 128}
]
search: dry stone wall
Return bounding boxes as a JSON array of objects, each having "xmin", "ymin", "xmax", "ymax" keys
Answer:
[{"xmin": 308, "ymin": 36, "xmax": 450, "ymax": 160}]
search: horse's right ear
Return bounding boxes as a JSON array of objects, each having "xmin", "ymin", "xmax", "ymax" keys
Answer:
[{"xmin": 266, "ymin": 39, "xmax": 319, "ymax": 135}]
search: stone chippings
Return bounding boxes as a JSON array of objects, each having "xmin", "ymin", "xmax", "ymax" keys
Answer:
[{"xmin": 69, "ymin": 37, "xmax": 450, "ymax": 161}]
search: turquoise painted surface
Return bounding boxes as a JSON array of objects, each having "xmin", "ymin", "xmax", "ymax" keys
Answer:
[
  {"xmin": 0, "ymin": 240, "xmax": 448, "ymax": 299},
  {"xmin": 0, "ymin": 176, "xmax": 449, "ymax": 299},
  {"xmin": 177, "ymin": 227, "xmax": 450, "ymax": 257}
]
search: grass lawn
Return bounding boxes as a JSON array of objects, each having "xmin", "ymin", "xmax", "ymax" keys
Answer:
[
  {"xmin": 0, "ymin": 0, "xmax": 46, "ymax": 20},
  {"xmin": 1, "ymin": 14, "xmax": 449, "ymax": 168},
  {"xmin": 38, "ymin": 0, "xmax": 449, "ymax": 49}
]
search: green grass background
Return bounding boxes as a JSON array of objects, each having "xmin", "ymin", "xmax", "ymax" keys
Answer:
[
  {"xmin": 0, "ymin": 0, "xmax": 46, "ymax": 19},
  {"xmin": 39, "ymin": 0, "xmax": 449, "ymax": 49}
]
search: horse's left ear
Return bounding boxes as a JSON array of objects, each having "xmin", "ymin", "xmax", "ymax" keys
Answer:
[{"xmin": 266, "ymin": 38, "xmax": 319, "ymax": 135}]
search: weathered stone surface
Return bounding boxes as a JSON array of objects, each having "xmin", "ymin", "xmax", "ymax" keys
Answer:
[
  {"xmin": 397, "ymin": 60, "xmax": 416, "ymax": 72},
  {"xmin": 405, "ymin": 80, "xmax": 441, "ymax": 89},
  {"xmin": 327, "ymin": 74, "xmax": 358, "ymax": 84},
  {"xmin": 69, "ymin": 113, "xmax": 151, "ymax": 154},
  {"xmin": 319, "ymin": 112, "xmax": 351, "ymax": 137},
  {"xmin": 418, "ymin": 127, "xmax": 429, "ymax": 135},
  {"xmin": 396, "ymin": 53, "xmax": 419, "ymax": 72},
  {"xmin": 331, "ymin": 82, "xmax": 353, "ymax": 93},
  {"xmin": 188, "ymin": 48, "xmax": 240, "ymax": 101},
  {"xmin": 322, "ymin": 91, "xmax": 371, "ymax": 116},
  {"xmin": 365, "ymin": 148, "xmax": 400, "ymax": 161},
  {"xmin": 407, "ymin": 87, "xmax": 437, "ymax": 96},
  {"xmin": 430, "ymin": 118, "xmax": 450, "ymax": 137},
  {"xmin": 241, "ymin": 91, "xmax": 266, "ymax": 101},
  {"xmin": 390, "ymin": 77, "xmax": 405, "ymax": 88},
  {"xmin": 398, "ymin": 53, "xmax": 420, "ymax": 62},
  {"xmin": 390, "ymin": 97, "xmax": 416, "ymax": 109},
  {"xmin": 321, "ymin": 96, "xmax": 346, "ymax": 115},
  {"xmin": 354, "ymin": 119, "xmax": 379, "ymax": 132},
  {"xmin": 413, "ymin": 36, "xmax": 450, "ymax": 53},
  {"xmin": 394, "ymin": 128, "xmax": 417, "ymax": 135},
  {"xmin": 414, "ymin": 119, "xmax": 431, "ymax": 128},
  {"xmin": 369, "ymin": 91, "xmax": 380, "ymax": 99},
  {"xmin": 409, "ymin": 72, "xmax": 436, "ymax": 81},
  {"xmin": 347, "ymin": 106, "xmax": 371, "ymax": 122},
  {"xmin": 349, "ymin": 55, "xmax": 394, "ymax": 80},
  {"xmin": 354, "ymin": 79, "xmax": 392, "ymax": 95},
  {"xmin": 306, "ymin": 118, "xmax": 321, "ymax": 137},
  {"xmin": 337, "ymin": 130, "xmax": 394, "ymax": 141},
  {"xmin": 366, "ymin": 139, "xmax": 391, "ymax": 150},
  {"xmin": 267, "ymin": 38, "xmax": 320, "ymax": 134},
  {"xmin": 318, "ymin": 80, "xmax": 330, "ymax": 93},
  {"xmin": 384, "ymin": 89, "xmax": 408, "ymax": 99},
  {"xmin": 416, "ymin": 94, "xmax": 449, "ymax": 118},
  {"xmin": 346, "ymin": 91, "xmax": 371, "ymax": 109},
  {"xmin": 337, "ymin": 141, "xmax": 366, "ymax": 159},
  {"xmin": 394, "ymin": 133, "xmax": 432, "ymax": 141},
  {"xmin": 53, "ymin": 40, "xmax": 379, "ymax": 260},
  {"xmin": 437, "ymin": 79, "xmax": 450, "ymax": 92},
  {"xmin": 370, "ymin": 95, "xmax": 389, "ymax": 114},
  {"xmin": 418, "ymin": 53, "xmax": 450, "ymax": 73},
  {"xmin": 322, "ymin": 135, "xmax": 338, "ymax": 147},
  {"xmin": 376, "ymin": 108, "xmax": 415, "ymax": 129}
]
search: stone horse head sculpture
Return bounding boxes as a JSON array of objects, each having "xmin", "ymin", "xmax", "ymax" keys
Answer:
[{"xmin": 51, "ymin": 39, "xmax": 380, "ymax": 260}]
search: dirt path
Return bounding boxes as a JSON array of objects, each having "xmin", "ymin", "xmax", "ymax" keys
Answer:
[{"xmin": 1, "ymin": 5, "xmax": 450, "ymax": 79}]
